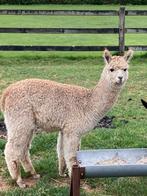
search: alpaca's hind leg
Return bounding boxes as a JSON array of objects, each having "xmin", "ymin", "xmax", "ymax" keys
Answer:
[
  {"xmin": 5, "ymin": 142, "xmax": 26, "ymax": 188},
  {"xmin": 63, "ymin": 133, "xmax": 80, "ymax": 177},
  {"xmin": 4, "ymin": 110, "xmax": 36, "ymax": 188},
  {"xmin": 57, "ymin": 132, "xmax": 66, "ymax": 176},
  {"xmin": 21, "ymin": 152, "xmax": 40, "ymax": 179}
]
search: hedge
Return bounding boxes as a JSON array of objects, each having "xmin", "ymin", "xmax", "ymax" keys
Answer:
[{"xmin": 0, "ymin": 0, "xmax": 147, "ymax": 4}]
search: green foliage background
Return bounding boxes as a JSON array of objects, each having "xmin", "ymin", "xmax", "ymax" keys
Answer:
[{"xmin": 0, "ymin": 0, "xmax": 147, "ymax": 5}]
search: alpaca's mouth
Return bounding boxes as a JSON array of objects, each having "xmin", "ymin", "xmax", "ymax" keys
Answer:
[{"xmin": 115, "ymin": 81, "xmax": 123, "ymax": 86}]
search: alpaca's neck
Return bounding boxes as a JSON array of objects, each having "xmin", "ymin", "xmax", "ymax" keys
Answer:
[{"xmin": 88, "ymin": 76, "xmax": 121, "ymax": 123}]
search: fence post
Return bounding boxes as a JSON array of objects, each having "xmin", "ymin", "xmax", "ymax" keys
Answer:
[
  {"xmin": 119, "ymin": 7, "xmax": 125, "ymax": 55},
  {"xmin": 120, "ymin": 0, "xmax": 125, "ymax": 5},
  {"xmin": 70, "ymin": 164, "xmax": 80, "ymax": 196}
]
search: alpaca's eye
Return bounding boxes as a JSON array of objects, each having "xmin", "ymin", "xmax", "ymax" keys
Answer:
[
  {"xmin": 110, "ymin": 68, "xmax": 114, "ymax": 72},
  {"xmin": 123, "ymin": 68, "xmax": 127, "ymax": 71}
]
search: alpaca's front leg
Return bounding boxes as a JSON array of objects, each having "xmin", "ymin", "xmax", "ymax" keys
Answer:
[
  {"xmin": 63, "ymin": 133, "xmax": 80, "ymax": 177},
  {"xmin": 57, "ymin": 132, "xmax": 66, "ymax": 176}
]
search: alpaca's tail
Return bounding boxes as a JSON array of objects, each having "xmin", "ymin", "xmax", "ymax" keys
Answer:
[
  {"xmin": 0, "ymin": 91, "xmax": 7, "ymax": 112},
  {"xmin": 141, "ymin": 99, "xmax": 147, "ymax": 109},
  {"xmin": 0, "ymin": 94, "xmax": 5, "ymax": 112}
]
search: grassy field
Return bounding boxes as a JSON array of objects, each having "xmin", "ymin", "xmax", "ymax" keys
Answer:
[{"xmin": 0, "ymin": 4, "xmax": 147, "ymax": 196}]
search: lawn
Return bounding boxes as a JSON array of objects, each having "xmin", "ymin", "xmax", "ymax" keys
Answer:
[{"xmin": 0, "ymin": 4, "xmax": 147, "ymax": 196}]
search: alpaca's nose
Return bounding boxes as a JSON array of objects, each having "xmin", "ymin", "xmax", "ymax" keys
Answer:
[{"xmin": 118, "ymin": 76, "xmax": 123, "ymax": 81}]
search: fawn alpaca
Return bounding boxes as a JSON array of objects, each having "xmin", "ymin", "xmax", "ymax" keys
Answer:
[{"xmin": 1, "ymin": 49, "xmax": 133, "ymax": 188}]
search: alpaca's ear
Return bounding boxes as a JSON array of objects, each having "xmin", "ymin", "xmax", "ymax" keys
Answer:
[
  {"xmin": 103, "ymin": 49, "xmax": 112, "ymax": 64},
  {"xmin": 124, "ymin": 49, "xmax": 134, "ymax": 62}
]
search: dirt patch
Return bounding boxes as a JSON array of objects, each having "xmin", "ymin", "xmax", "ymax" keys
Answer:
[
  {"xmin": 0, "ymin": 176, "xmax": 40, "ymax": 191},
  {"xmin": 50, "ymin": 177, "xmax": 70, "ymax": 188},
  {"xmin": 0, "ymin": 176, "xmax": 10, "ymax": 192},
  {"xmin": 0, "ymin": 120, "xmax": 6, "ymax": 132},
  {"xmin": 0, "ymin": 132, "xmax": 7, "ymax": 140},
  {"xmin": 81, "ymin": 180, "xmax": 104, "ymax": 194},
  {"xmin": 95, "ymin": 116, "xmax": 116, "ymax": 129},
  {"xmin": 51, "ymin": 178, "xmax": 104, "ymax": 194},
  {"xmin": 0, "ymin": 119, "xmax": 7, "ymax": 140},
  {"xmin": 23, "ymin": 177, "xmax": 39, "ymax": 188},
  {"xmin": 0, "ymin": 175, "xmax": 104, "ymax": 193},
  {"xmin": 81, "ymin": 182, "xmax": 94, "ymax": 193}
]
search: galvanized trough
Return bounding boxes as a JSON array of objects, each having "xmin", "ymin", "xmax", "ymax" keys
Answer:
[{"xmin": 70, "ymin": 148, "xmax": 147, "ymax": 196}]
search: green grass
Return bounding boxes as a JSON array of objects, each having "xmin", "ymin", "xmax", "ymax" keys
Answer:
[
  {"xmin": 0, "ymin": 4, "xmax": 147, "ymax": 196},
  {"xmin": 0, "ymin": 53, "xmax": 147, "ymax": 196}
]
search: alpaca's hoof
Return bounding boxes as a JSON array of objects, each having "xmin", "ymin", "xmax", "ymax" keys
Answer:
[
  {"xmin": 32, "ymin": 174, "xmax": 40, "ymax": 179},
  {"xmin": 17, "ymin": 181, "xmax": 27, "ymax": 188},
  {"xmin": 59, "ymin": 172, "xmax": 67, "ymax": 177}
]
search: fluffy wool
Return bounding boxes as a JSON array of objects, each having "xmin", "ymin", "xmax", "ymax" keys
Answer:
[{"xmin": 1, "ymin": 49, "xmax": 133, "ymax": 188}]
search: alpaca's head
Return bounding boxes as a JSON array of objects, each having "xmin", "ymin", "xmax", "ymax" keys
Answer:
[{"xmin": 102, "ymin": 49, "xmax": 133, "ymax": 88}]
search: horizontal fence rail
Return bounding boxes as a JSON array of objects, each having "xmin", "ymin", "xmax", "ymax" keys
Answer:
[
  {"xmin": 125, "ymin": 10, "xmax": 147, "ymax": 16},
  {"xmin": 0, "ymin": 45, "xmax": 147, "ymax": 51},
  {"xmin": 0, "ymin": 28, "xmax": 119, "ymax": 34},
  {"xmin": 0, "ymin": 9, "xmax": 147, "ymax": 16},
  {"xmin": 0, "ymin": 28, "xmax": 147, "ymax": 34},
  {"xmin": 126, "ymin": 28, "xmax": 147, "ymax": 33},
  {"xmin": 0, "ymin": 7, "xmax": 147, "ymax": 53},
  {"xmin": 0, "ymin": 45, "xmax": 119, "ymax": 51},
  {"xmin": 0, "ymin": 9, "xmax": 118, "ymax": 16}
]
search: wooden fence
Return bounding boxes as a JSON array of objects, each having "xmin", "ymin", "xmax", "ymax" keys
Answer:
[{"xmin": 0, "ymin": 7, "xmax": 147, "ymax": 54}]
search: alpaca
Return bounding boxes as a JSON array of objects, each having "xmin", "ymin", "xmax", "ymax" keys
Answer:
[
  {"xmin": 1, "ymin": 49, "xmax": 133, "ymax": 188},
  {"xmin": 141, "ymin": 99, "xmax": 147, "ymax": 109}
]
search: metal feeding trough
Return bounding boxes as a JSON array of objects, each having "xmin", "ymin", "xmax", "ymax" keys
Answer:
[{"xmin": 70, "ymin": 148, "xmax": 147, "ymax": 196}]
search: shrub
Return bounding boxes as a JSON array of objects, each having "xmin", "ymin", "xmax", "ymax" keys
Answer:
[{"xmin": 0, "ymin": 0, "xmax": 147, "ymax": 5}]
